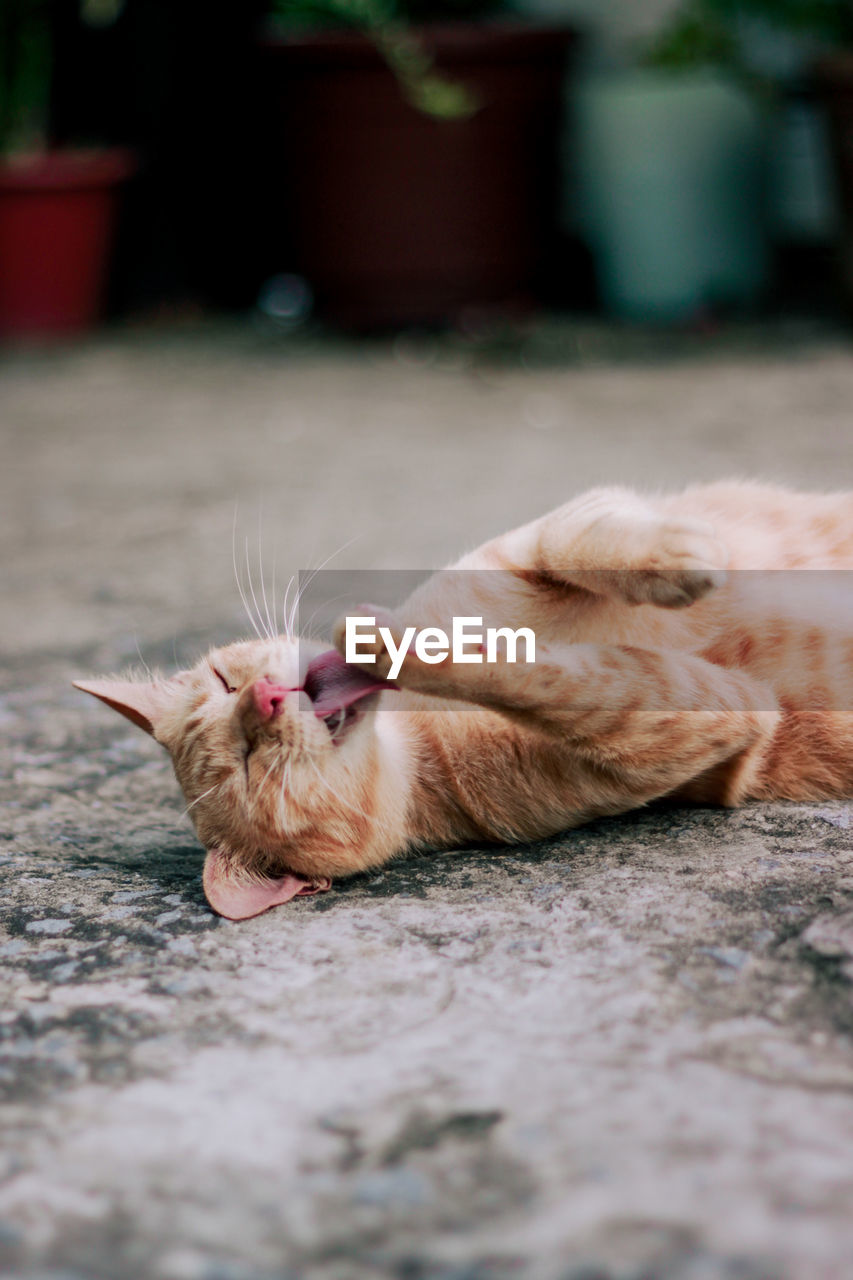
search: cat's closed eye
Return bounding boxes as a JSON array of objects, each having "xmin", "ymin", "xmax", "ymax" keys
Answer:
[{"xmin": 212, "ymin": 666, "xmax": 236, "ymax": 694}]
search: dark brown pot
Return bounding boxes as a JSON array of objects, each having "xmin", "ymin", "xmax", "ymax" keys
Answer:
[
  {"xmin": 260, "ymin": 21, "xmax": 576, "ymax": 329},
  {"xmin": 816, "ymin": 54, "xmax": 853, "ymax": 309}
]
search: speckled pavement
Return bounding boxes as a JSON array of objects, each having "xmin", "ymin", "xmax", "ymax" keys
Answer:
[{"xmin": 4, "ymin": 322, "xmax": 853, "ymax": 1280}]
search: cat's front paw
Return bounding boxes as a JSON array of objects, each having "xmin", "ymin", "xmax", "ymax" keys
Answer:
[
  {"xmin": 623, "ymin": 518, "xmax": 729, "ymax": 608},
  {"xmin": 332, "ymin": 604, "xmax": 407, "ymax": 682}
]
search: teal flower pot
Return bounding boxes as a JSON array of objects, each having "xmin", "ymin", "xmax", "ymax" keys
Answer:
[{"xmin": 576, "ymin": 72, "xmax": 769, "ymax": 322}]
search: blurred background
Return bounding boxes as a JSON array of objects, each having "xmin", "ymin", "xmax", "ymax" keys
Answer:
[
  {"xmin": 5, "ymin": 0, "xmax": 853, "ymax": 660},
  {"xmin": 3, "ymin": 0, "xmax": 853, "ymax": 336},
  {"xmin": 4, "ymin": 0, "xmax": 853, "ymax": 659}
]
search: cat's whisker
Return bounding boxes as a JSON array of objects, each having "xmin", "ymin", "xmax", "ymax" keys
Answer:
[
  {"xmin": 133, "ymin": 637, "xmax": 154, "ymax": 682},
  {"xmin": 287, "ymin": 534, "xmax": 363, "ymax": 638},
  {"xmin": 302, "ymin": 605, "xmax": 327, "ymax": 640},
  {"xmin": 288, "ymin": 573, "xmax": 316, "ymax": 639},
  {"xmin": 287, "ymin": 575, "xmax": 300, "ymax": 640},
  {"xmin": 257, "ymin": 506, "xmax": 277, "ymax": 641},
  {"xmin": 281, "ymin": 574, "xmax": 296, "ymax": 641},
  {"xmin": 302, "ymin": 592, "xmax": 355, "ymax": 647},
  {"xmin": 232, "ymin": 504, "xmax": 264, "ymax": 641},
  {"xmin": 182, "ymin": 782, "xmax": 221, "ymax": 818},
  {"xmin": 271, "ymin": 548, "xmax": 279, "ymax": 640},
  {"xmin": 303, "ymin": 751, "xmax": 374, "ymax": 824},
  {"xmin": 278, "ymin": 757, "xmax": 293, "ymax": 824},
  {"xmin": 244, "ymin": 536, "xmax": 272, "ymax": 641},
  {"xmin": 252, "ymin": 751, "xmax": 284, "ymax": 811}
]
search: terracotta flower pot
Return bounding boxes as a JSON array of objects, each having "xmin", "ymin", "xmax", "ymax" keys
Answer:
[
  {"xmin": 0, "ymin": 148, "xmax": 135, "ymax": 339},
  {"xmin": 260, "ymin": 21, "xmax": 576, "ymax": 329}
]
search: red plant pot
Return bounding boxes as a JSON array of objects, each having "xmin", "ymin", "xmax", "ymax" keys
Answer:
[
  {"xmin": 0, "ymin": 148, "xmax": 136, "ymax": 339},
  {"xmin": 260, "ymin": 22, "xmax": 576, "ymax": 329}
]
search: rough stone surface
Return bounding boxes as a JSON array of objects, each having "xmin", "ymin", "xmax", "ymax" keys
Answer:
[{"xmin": 4, "ymin": 321, "xmax": 853, "ymax": 1280}]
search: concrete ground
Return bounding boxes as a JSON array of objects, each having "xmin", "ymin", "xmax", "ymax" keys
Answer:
[{"xmin": 3, "ymin": 318, "xmax": 853, "ymax": 1280}]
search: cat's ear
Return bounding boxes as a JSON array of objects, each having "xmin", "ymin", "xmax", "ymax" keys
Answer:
[
  {"xmin": 203, "ymin": 847, "xmax": 332, "ymax": 920},
  {"xmin": 72, "ymin": 676, "xmax": 179, "ymax": 738}
]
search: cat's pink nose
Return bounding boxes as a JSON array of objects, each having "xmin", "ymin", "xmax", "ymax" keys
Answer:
[{"xmin": 251, "ymin": 678, "xmax": 291, "ymax": 722}]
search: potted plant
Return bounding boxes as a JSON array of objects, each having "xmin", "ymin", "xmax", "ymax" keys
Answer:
[
  {"xmin": 573, "ymin": 0, "xmax": 853, "ymax": 324},
  {"xmin": 0, "ymin": 0, "xmax": 135, "ymax": 339},
  {"xmin": 574, "ymin": 0, "xmax": 781, "ymax": 325},
  {"xmin": 258, "ymin": 0, "xmax": 577, "ymax": 329}
]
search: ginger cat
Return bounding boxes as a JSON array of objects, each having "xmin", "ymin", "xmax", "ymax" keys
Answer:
[{"xmin": 75, "ymin": 481, "xmax": 853, "ymax": 920}]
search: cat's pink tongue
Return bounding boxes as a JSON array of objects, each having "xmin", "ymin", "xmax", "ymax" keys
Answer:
[{"xmin": 303, "ymin": 648, "xmax": 391, "ymax": 717}]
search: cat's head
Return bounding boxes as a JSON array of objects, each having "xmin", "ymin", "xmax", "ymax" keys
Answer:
[{"xmin": 74, "ymin": 637, "xmax": 387, "ymax": 920}]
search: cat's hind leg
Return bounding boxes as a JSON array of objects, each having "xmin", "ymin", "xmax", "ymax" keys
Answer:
[{"xmin": 499, "ymin": 486, "xmax": 730, "ymax": 609}]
